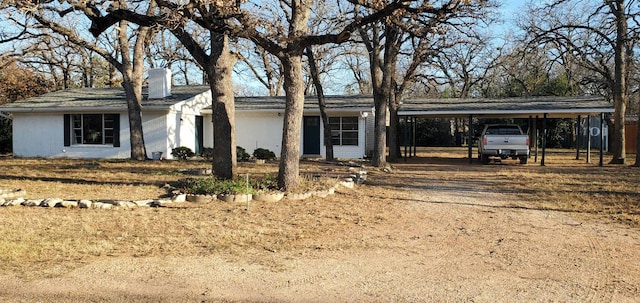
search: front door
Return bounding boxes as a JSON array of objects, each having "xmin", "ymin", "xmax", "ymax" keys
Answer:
[
  {"xmin": 195, "ymin": 116, "xmax": 204, "ymax": 155},
  {"xmin": 303, "ymin": 116, "xmax": 321, "ymax": 155}
]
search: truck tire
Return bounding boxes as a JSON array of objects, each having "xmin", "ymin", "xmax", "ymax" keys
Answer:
[
  {"xmin": 519, "ymin": 157, "xmax": 528, "ymax": 164},
  {"xmin": 480, "ymin": 154, "xmax": 490, "ymax": 165}
]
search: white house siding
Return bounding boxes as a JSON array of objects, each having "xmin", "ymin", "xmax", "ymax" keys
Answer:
[
  {"xmin": 12, "ymin": 112, "xmax": 129, "ymax": 158},
  {"xmin": 142, "ymin": 111, "xmax": 172, "ymax": 159},
  {"xmin": 235, "ymin": 111, "xmax": 284, "ymax": 156}
]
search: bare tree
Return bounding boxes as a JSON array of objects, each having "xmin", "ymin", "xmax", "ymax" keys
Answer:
[
  {"xmin": 356, "ymin": 1, "xmax": 492, "ymax": 165},
  {"xmin": 523, "ymin": 0, "xmax": 639, "ymax": 165},
  {"xmin": 9, "ymin": 0, "xmax": 155, "ymax": 160}
]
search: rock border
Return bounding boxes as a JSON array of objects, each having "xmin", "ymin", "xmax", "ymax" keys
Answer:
[{"xmin": 0, "ymin": 178, "xmax": 356, "ymax": 210}]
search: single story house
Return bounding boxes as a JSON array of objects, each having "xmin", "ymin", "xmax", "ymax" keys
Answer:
[
  {"xmin": 0, "ymin": 69, "xmax": 374, "ymax": 159},
  {"xmin": 0, "ymin": 68, "xmax": 614, "ymax": 161}
]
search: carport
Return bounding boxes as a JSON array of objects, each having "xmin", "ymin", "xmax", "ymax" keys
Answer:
[{"xmin": 397, "ymin": 96, "xmax": 615, "ymax": 166}]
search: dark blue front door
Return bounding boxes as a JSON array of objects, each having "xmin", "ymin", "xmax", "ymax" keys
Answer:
[{"xmin": 303, "ymin": 116, "xmax": 321, "ymax": 155}]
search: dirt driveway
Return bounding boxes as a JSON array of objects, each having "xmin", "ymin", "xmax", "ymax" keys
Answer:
[{"xmin": 1, "ymin": 158, "xmax": 639, "ymax": 302}]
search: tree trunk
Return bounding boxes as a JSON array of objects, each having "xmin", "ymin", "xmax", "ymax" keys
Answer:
[
  {"xmin": 361, "ymin": 26, "xmax": 387, "ymax": 167},
  {"xmin": 372, "ymin": 89, "xmax": 388, "ymax": 167},
  {"xmin": 306, "ymin": 46, "xmax": 334, "ymax": 161},
  {"xmin": 118, "ymin": 17, "xmax": 148, "ymax": 161},
  {"xmin": 277, "ymin": 54, "xmax": 305, "ymax": 190},
  {"xmin": 388, "ymin": 92, "xmax": 400, "ymax": 161},
  {"xmin": 610, "ymin": 0, "xmax": 627, "ymax": 164},
  {"xmin": 208, "ymin": 33, "xmax": 237, "ymax": 179},
  {"xmin": 383, "ymin": 24, "xmax": 400, "ymax": 162}
]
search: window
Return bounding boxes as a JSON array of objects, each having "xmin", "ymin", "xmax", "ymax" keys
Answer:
[
  {"xmin": 64, "ymin": 114, "xmax": 120, "ymax": 147},
  {"xmin": 329, "ymin": 116, "xmax": 358, "ymax": 146}
]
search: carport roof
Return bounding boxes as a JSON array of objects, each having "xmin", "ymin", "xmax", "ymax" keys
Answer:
[
  {"xmin": 236, "ymin": 95, "xmax": 613, "ymax": 118},
  {"xmin": 398, "ymin": 96, "xmax": 613, "ymax": 118}
]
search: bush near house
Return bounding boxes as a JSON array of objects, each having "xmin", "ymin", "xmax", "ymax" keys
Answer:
[
  {"xmin": 253, "ymin": 148, "xmax": 276, "ymax": 160},
  {"xmin": 201, "ymin": 147, "xmax": 214, "ymax": 160},
  {"xmin": 237, "ymin": 146, "xmax": 250, "ymax": 162},
  {"xmin": 171, "ymin": 146, "xmax": 195, "ymax": 160}
]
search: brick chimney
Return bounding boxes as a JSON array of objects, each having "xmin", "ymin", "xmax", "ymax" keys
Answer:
[{"xmin": 148, "ymin": 68, "xmax": 172, "ymax": 99}]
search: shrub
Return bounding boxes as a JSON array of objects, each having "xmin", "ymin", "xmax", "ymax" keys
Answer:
[
  {"xmin": 253, "ymin": 147, "xmax": 276, "ymax": 160},
  {"xmin": 217, "ymin": 178, "xmax": 254, "ymax": 195},
  {"xmin": 252, "ymin": 173, "xmax": 280, "ymax": 192},
  {"xmin": 171, "ymin": 146, "xmax": 195, "ymax": 160},
  {"xmin": 176, "ymin": 177, "xmax": 220, "ymax": 195},
  {"xmin": 177, "ymin": 176, "xmax": 254, "ymax": 195},
  {"xmin": 201, "ymin": 147, "xmax": 214, "ymax": 160},
  {"xmin": 237, "ymin": 146, "xmax": 250, "ymax": 162}
]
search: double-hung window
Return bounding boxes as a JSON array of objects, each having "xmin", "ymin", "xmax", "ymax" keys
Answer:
[
  {"xmin": 329, "ymin": 116, "xmax": 358, "ymax": 146},
  {"xmin": 64, "ymin": 114, "xmax": 120, "ymax": 147}
]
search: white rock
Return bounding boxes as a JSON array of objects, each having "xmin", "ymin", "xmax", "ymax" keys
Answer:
[
  {"xmin": 41, "ymin": 198, "xmax": 63, "ymax": 208},
  {"xmin": 172, "ymin": 194, "xmax": 187, "ymax": 203},
  {"xmin": 92, "ymin": 202, "xmax": 113, "ymax": 209},
  {"xmin": 78, "ymin": 200, "xmax": 93, "ymax": 208},
  {"xmin": 7, "ymin": 198, "xmax": 25, "ymax": 206},
  {"xmin": 133, "ymin": 200, "xmax": 153, "ymax": 207},
  {"xmin": 59, "ymin": 200, "xmax": 79, "ymax": 208},
  {"xmin": 23, "ymin": 199, "xmax": 43, "ymax": 207}
]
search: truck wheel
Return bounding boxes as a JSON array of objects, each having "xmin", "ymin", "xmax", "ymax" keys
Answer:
[
  {"xmin": 519, "ymin": 157, "xmax": 528, "ymax": 164},
  {"xmin": 480, "ymin": 154, "xmax": 489, "ymax": 165}
]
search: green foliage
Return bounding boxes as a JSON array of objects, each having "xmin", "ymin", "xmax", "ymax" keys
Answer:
[
  {"xmin": 177, "ymin": 177, "xmax": 220, "ymax": 195},
  {"xmin": 217, "ymin": 178, "xmax": 254, "ymax": 195},
  {"xmin": 251, "ymin": 174, "xmax": 280, "ymax": 192},
  {"xmin": 177, "ymin": 177, "xmax": 253, "ymax": 195},
  {"xmin": 236, "ymin": 146, "xmax": 250, "ymax": 162},
  {"xmin": 253, "ymin": 147, "xmax": 276, "ymax": 160},
  {"xmin": 201, "ymin": 147, "xmax": 214, "ymax": 160},
  {"xmin": 171, "ymin": 146, "xmax": 195, "ymax": 160}
]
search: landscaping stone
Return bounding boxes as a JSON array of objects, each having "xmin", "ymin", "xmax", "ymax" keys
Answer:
[
  {"xmin": 286, "ymin": 192, "xmax": 312, "ymax": 201},
  {"xmin": 133, "ymin": 200, "xmax": 154, "ymax": 207},
  {"xmin": 23, "ymin": 199, "xmax": 43, "ymax": 207},
  {"xmin": 58, "ymin": 200, "xmax": 79, "ymax": 208},
  {"xmin": 5, "ymin": 198, "xmax": 25, "ymax": 206},
  {"xmin": 78, "ymin": 200, "xmax": 93, "ymax": 208},
  {"xmin": 172, "ymin": 194, "xmax": 187, "ymax": 203},
  {"xmin": 41, "ymin": 198, "xmax": 63, "ymax": 208}
]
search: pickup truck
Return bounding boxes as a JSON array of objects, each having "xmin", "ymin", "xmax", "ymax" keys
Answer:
[{"xmin": 478, "ymin": 124, "xmax": 530, "ymax": 164}]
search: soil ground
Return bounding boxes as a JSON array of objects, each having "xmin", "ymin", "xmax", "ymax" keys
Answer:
[{"xmin": 0, "ymin": 151, "xmax": 639, "ymax": 302}]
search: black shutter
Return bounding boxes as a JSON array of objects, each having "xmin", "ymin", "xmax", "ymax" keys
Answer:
[
  {"xmin": 112, "ymin": 114, "xmax": 120, "ymax": 147},
  {"xmin": 63, "ymin": 114, "xmax": 71, "ymax": 147}
]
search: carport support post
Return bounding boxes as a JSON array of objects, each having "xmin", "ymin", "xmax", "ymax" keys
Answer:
[
  {"xmin": 468, "ymin": 114, "xmax": 473, "ymax": 164},
  {"xmin": 541, "ymin": 113, "xmax": 547, "ymax": 166},
  {"xmin": 412, "ymin": 116, "xmax": 417, "ymax": 157},
  {"xmin": 586, "ymin": 115, "xmax": 591, "ymax": 164},
  {"xmin": 534, "ymin": 116, "xmax": 539, "ymax": 163},
  {"xmin": 599, "ymin": 112, "xmax": 605, "ymax": 167},
  {"xmin": 576, "ymin": 115, "xmax": 581, "ymax": 160}
]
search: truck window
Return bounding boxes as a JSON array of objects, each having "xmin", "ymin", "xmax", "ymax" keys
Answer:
[{"xmin": 485, "ymin": 126, "xmax": 522, "ymax": 135}]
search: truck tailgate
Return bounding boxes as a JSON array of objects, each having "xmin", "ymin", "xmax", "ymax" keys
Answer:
[{"xmin": 483, "ymin": 135, "xmax": 529, "ymax": 150}]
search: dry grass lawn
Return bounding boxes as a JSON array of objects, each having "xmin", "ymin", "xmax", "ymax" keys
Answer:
[{"xmin": 1, "ymin": 147, "xmax": 639, "ymax": 282}]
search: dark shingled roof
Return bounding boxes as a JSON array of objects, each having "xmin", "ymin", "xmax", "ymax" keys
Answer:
[
  {"xmin": 0, "ymin": 85, "xmax": 211, "ymax": 112},
  {"xmin": 0, "ymin": 85, "xmax": 612, "ymax": 118},
  {"xmin": 233, "ymin": 95, "xmax": 373, "ymax": 111},
  {"xmin": 398, "ymin": 96, "xmax": 613, "ymax": 118}
]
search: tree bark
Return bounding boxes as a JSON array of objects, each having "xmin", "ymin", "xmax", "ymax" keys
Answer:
[
  {"xmin": 383, "ymin": 24, "xmax": 400, "ymax": 162},
  {"xmin": 207, "ymin": 32, "xmax": 237, "ymax": 179},
  {"xmin": 117, "ymin": 16, "xmax": 148, "ymax": 161},
  {"xmin": 277, "ymin": 54, "xmax": 305, "ymax": 190},
  {"xmin": 306, "ymin": 46, "xmax": 334, "ymax": 161},
  {"xmin": 610, "ymin": 0, "xmax": 627, "ymax": 164}
]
